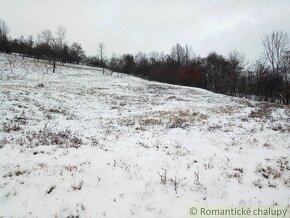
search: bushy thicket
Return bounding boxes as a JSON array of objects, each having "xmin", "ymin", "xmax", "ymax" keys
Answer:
[{"xmin": 105, "ymin": 42, "xmax": 290, "ymax": 105}]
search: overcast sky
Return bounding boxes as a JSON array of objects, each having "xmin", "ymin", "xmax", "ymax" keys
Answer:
[{"xmin": 1, "ymin": 0, "xmax": 290, "ymax": 61}]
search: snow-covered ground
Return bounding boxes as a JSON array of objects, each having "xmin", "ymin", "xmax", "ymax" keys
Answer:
[{"xmin": 0, "ymin": 54, "xmax": 289, "ymax": 217}]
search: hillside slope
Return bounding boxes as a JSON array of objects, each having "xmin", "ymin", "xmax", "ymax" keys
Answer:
[{"xmin": 0, "ymin": 54, "xmax": 290, "ymax": 217}]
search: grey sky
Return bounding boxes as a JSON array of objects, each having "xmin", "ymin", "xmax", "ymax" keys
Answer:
[{"xmin": 1, "ymin": 0, "xmax": 290, "ymax": 60}]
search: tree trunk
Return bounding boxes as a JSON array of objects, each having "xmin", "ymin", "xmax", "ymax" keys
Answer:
[
  {"xmin": 286, "ymin": 75, "xmax": 289, "ymax": 105},
  {"xmin": 53, "ymin": 61, "xmax": 56, "ymax": 73}
]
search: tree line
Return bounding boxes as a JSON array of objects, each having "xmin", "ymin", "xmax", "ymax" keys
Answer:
[
  {"xmin": 0, "ymin": 19, "xmax": 289, "ymax": 105},
  {"xmin": 104, "ymin": 36, "xmax": 290, "ymax": 105},
  {"xmin": 0, "ymin": 20, "xmax": 85, "ymax": 73}
]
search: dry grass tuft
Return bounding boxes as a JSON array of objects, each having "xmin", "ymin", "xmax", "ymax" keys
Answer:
[
  {"xmin": 13, "ymin": 128, "xmax": 83, "ymax": 148},
  {"xmin": 120, "ymin": 109, "xmax": 208, "ymax": 129},
  {"xmin": 249, "ymin": 104, "xmax": 273, "ymax": 119},
  {"xmin": 209, "ymin": 105, "xmax": 239, "ymax": 115}
]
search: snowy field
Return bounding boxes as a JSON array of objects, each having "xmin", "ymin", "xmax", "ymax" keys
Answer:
[{"xmin": 0, "ymin": 54, "xmax": 290, "ymax": 217}]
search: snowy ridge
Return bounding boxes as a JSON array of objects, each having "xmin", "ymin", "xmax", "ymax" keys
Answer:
[{"xmin": 0, "ymin": 54, "xmax": 289, "ymax": 217}]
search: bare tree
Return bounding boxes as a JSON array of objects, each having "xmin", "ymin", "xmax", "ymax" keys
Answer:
[
  {"xmin": 4, "ymin": 54, "xmax": 17, "ymax": 79},
  {"xmin": 36, "ymin": 29, "xmax": 56, "ymax": 72},
  {"xmin": 37, "ymin": 29, "xmax": 53, "ymax": 45},
  {"xmin": 0, "ymin": 19, "xmax": 9, "ymax": 38},
  {"xmin": 262, "ymin": 31, "xmax": 289, "ymax": 104},
  {"xmin": 55, "ymin": 26, "xmax": 66, "ymax": 49},
  {"xmin": 228, "ymin": 51, "xmax": 245, "ymax": 96},
  {"xmin": 262, "ymin": 31, "xmax": 289, "ymax": 74},
  {"xmin": 0, "ymin": 19, "xmax": 10, "ymax": 53},
  {"xmin": 98, "ymin": 42, "xmax": 105, "ymax": 74},
  {"xmin": 108, "ymin": 53, "xmax": 119, "ymax": 76},
  {"xmin": 281, "ymin": 51, "xmax": 290, "ymax": 105},
  {"xmin": 184, "ymin": 44, "xmax": 194, "ymax": 66},
  {"xmin": 54, "ymin": 26, "xmax": 67, "ymax": 67},
  {"xmin": 171, "ymin": 43, "xmax": 185, "ymax": 67},
  {"xmin": 36, "ymin": 26, "xmax": 67, "ymax": 73}
]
